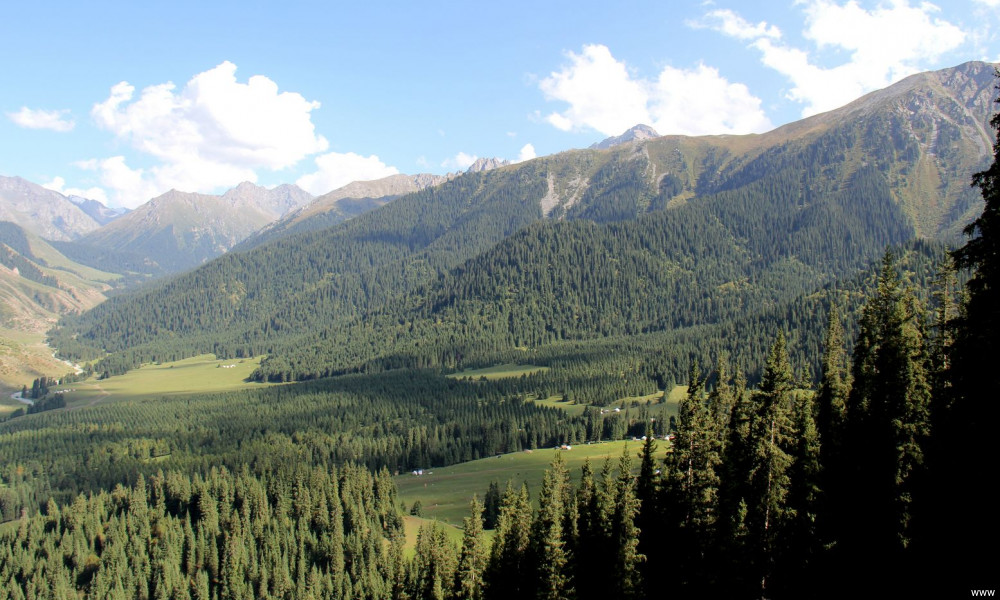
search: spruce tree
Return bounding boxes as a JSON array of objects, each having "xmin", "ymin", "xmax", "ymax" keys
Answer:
[
  {"xmin": 716, "ymin": 366, "xmax": 755, "ymax": 594},
  {"xmin": 776, "ymin": 390, "xmax": 822, "ymax": 594},
  {"xmin": 574, "ymin": 459, "xmax": 609, "ymax": 600},
  {"xmin": 455, "ymin": 496, "xmax": 488, "ymax": 600},
  {"xmin": 925, "ymin": 71, "xmax": 1000, "ymax": 587},
  {"xmin": 839, "ymin": 253, "xmax": 932, "ymax": 579},
  {"xmin": 747, "ymin": 333, "xmax": 795, "ymax": 596},
  {"xmin": 410, "ymin": 521, "xmax": 458, "ymax": 600},
  {"xmin": 611, "ymin": 448, "xmax": 644, "ymax": 599},
  {"xmin": 531, "ymin": 453, "xmax": 573, "ymax": 600},
  {"xmin": 484, "ymin": 483, "xmax": 531, "ymax": 600},
  {"xmin": 816, "ymin": 302, "xmax": 849, "ymax": 451}
]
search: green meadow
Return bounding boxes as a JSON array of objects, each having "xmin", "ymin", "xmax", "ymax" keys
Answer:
[
  {"xmin": 395, "ymin": 439, "xmax": 669, "ymax": 527},
  {"xmin": 50, "ymin": 354, "xmax": 270, "ymax": 408},
  {"xmin": 445, "ymin": 363, "xmax": 549, "ymax": 380}
]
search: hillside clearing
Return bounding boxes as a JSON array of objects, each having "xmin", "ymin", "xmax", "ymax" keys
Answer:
[
  {"xmin": 446, "ymin": 363, "xmax": 550, "ymax": 380},
  {"xmin": 49, "ymin": 354, "xmax": 270, "ymax": 408},
  {"xmin": 395, "ymin": 439, "xmax": 669, "ymax": 527}
]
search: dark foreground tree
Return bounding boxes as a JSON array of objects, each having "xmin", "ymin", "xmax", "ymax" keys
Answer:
[{"xmin": 921, "ymin": 70, "xmax": 1000, "ymax": 592}]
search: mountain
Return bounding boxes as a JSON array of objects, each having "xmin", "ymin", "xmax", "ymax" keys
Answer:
[
  {"xmin": 220, "ymin": 181, "xmax": 313, "ymax": 219},
  {"xmin": 0, "ymin": 176, "xmax": 100, "ymax": 240},
  {"xmin": 465, "ymin": 157, "xmax": 511, "ymax": 172},
  {"xmin": 77, "ymin": 183, "xmax": 311, "ymax": 273},
  {"xmin": 0, "ymin": 222, "xmax": 118, "ymax": 390},
  {"xmin": 54, "ymin": 61, "xmax": 997, "ymax": 384},
  {"xmin": 590, "ymin": 124, "xmax": 660, "ymax": 149},
  {"xmin": 67, "ymin": 195, "xmax": 128, "ymax": 226},
  {"xmin": 243, "ymin": 163, "xmax": 511, "ymax": 250},
  {"xmin": 239, "ymin": 174, "xmax": 446, "ymax": 250}
]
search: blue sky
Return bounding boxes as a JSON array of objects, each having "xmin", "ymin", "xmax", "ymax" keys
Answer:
[{"xmin": 2, "ymin": 0, "xmax": 998, "ymax": 208}]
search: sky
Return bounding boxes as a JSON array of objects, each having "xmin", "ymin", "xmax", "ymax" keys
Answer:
[{"xmin": 2, "ymin": 0, "xmax": 998, "ymax": 209}]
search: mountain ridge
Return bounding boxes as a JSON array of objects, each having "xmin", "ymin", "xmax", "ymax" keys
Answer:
[
  {"xmin": 50, "ymin": 61, "xmax": 1000, "ymax": 382},
  {"xmin": 74, "ymin": 182, "xmax": 313, "ymax": 273},
  {"xmin": 0, "ymin": 176, "xmax": 101, "ymax": 241}
]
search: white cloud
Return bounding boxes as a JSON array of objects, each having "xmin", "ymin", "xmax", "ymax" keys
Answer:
[
  {"xmin": 75, "ymin": 156, "xmax": 164, "ymax": 208},
  {"xmin": 7, "ymin": 107, "xmax": 75, "ymax": 132},
  {"xmin": 540, "ymin": 45, "xmax": 652, "ymax": 136},
  {"xmin": 41, "ymin": 176, "xmax": 109, "ymax": 205},
  {"xmin": 296, "ymin": 151, "xmax": 399, "ymax": 195},
  {"xmin": 88, "ymin": 61, "xmax": 328, "ymax": 205},
  {"xmin": 689, "ymin": 9, "xmax": 782, "ymax": 40},
  {"xmin": 539, "ymin": 44, "xmax": 772, "ymax": 137},
  {"xmin": 704, "ymin": 1, "xmax": 967, "ymax": 117},
  {"xmin": 515, "ymin": 143, "xmax": 537, "ymax": 163},
  {"xmin": 442, "ymin": 152, "xmax": 478, "ymax": 170}
]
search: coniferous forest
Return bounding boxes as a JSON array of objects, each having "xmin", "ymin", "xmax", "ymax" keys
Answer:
[{"xmin": 0, "ymin": 72, "xmax": 997, "ymax": 598}]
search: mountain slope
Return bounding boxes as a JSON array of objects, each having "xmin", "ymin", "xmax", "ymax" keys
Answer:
[
  {"xmin": 590, "ymin": 124, "xmax": 660, "ymax": 149},
  {"xmin": 67, "ymin": 195, "xmax": 127, "ymax": 226},
  {"xmin": 0, "ymin": 222, "xmax": 118, "ymax": 391},
  {"xmin": 239, "ymin": 174, "xmax": 446, "ymax": 250},
  {"xmin": 0, "ymin": 176, "xmax": 101, "ymax": 240},
  {"xmin": 54, "ymin": 61, "xmax": 997, "ymax": 383},
  {"xmin": 77, "ymin": 183, "xmax": 311, "ymax": 273}
]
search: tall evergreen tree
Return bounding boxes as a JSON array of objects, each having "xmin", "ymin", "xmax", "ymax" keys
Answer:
[
  {"xmin": 924, "ymin": 71, "xmax": 1000, "ymax": 588},
  {"xmin": 839, "ymin": 253, "xmax": 932, "ymax": 579},
  {"xmin": 611, "ymin": 448, "xmax": 644, "ymax": 599},
  {"xmin": 776, "ymin": 390, "xmax": 822, "ymax": 594},
  {"xmin": 484, "ymin": 483, "xmax": 531, "ymax": 600},
  {"xmin": 661, "ymin": 359, "xmax": 724, "ymax": 590},
  {"xmin": 747, "ymin": 333, "xmax": 795, "ymax": 596},
  {"xmin": 455, "ymin": 496, "xmax": 488, "ymax": 600},
  {"xmin": 715, "ymin": 367, "xmax": 755, "ymax": 596},
  {"xmin": 574, "ymin": 459, "xmax": 610, "ymax": 600},
  {"xmin": 410, "ymin": 521, "xmax": 458, "ymax": 600},
  {"xmin": 816, "ymin": 302, "xmax": 850, "ymax": 451},
  {"xmin": 531, "ymin": 453, "xmax": 574, "ymax": 600}
]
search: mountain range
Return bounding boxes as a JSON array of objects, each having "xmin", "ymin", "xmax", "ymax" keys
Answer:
[
  {"xmin": 0, "ymin": 176, "xmax": 103, "ymax": 241},
  {"xmin": 48, "ymin": 61, "xmax": 997, "ymax": 385},
  {"xmin": 73, "ymin": 184, "xmax": 313, "ymax": 273}
]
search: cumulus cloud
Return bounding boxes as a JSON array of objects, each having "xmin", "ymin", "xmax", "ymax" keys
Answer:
[
  {"xmin": 442, "ymin": 152, "xmax": 478, "ymax": 170},
  {"xmin": 74, "ymin": 156, "xmax": 163, "ymax": 209},
  {"xmin": 539, "ymin": 44, "xmax": 772, "ymax": 137},
  {"xmin": 702, "ymin": 1, "xmax": 967, "ymax": 117},
  {"xmin": 87, "ymin": 61, "xmax": 328, "ymax": 206},
  {"xmin": 41, "ymin": 176, "xmax": 109, "ymax": 205},
  {"xmin": 688, "ymin": 9, "xmax": 782, "ymax": 40},
  {"xmin": 7, "ymin": 107, "xmax": 75, "ymax": 132},
  {"xmin": 296, "ymin": 151, "xmax": 399, "ymax": 195},
  {"xmin": 515, "ymin": 143, "xmax": 537, "ymax": 163}
]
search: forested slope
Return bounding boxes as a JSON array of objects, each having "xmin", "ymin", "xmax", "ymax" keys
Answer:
[{"xmin": 51, "ymin": 62, "xmax": 995, "ymax": 388}]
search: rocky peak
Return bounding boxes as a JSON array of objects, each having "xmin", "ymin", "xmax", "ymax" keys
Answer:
[
  {"xmin": 465, "ymin": 157, "xmax": 511, "ymax": 173},
  {"xmin": 590, "ymin": 124, "xmax": 661, "ymax": 150}
]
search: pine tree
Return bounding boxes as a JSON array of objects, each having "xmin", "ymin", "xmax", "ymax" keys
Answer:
[
  {"xmin": 839, "ymin": 253, "xmax": 932, "ymax": 579},
  {"xmin": 573, "ymin": 459, "xmax": 609, "ymax": 600},
  {"xmin": 747, "ymin": 333, "xmax": 795, "ymax": 596},
  {"xmin": 716, "ymin": 366, "xmax": 756, "ymax": 594},
  {"xmin": 611, "ymin": 448, "xmax": 643, "ymax": 599},
  {"xmin": 410, "ymin": 521, "xmax": 457, "ymax": 600},
  {"xmin": 531, "ymin": 453, "xmax": 573, "ymax": 600},
  {"xmin": 635, "ymin": 427, "xmax": 660, "ymax": 589},
  {"xmin": 482, "ymin": 481, "xmax": 501, "ymax": 530},
  {"xmin": 484, "ymin": 483, "xmax": 531, "ymax": 600},
  {"xmin": 816, "ymin": 302, "xmax": 849, "ymax": 451},
  {"xmin": 455, "ymin": 496, "xmax": 488, "ymax": 600},
  {"xmin": 776, "ymin": 390, "xmax": 822, "ymax": 594},
  {"xmin": 925, "ymin": 70, "xmax": 1000, "ymax": 586}
]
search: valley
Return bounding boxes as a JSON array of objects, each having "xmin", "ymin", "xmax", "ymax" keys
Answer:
[{"xmin": 0, "ymin": 60, "xmax": 996, "ymax": 597}]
